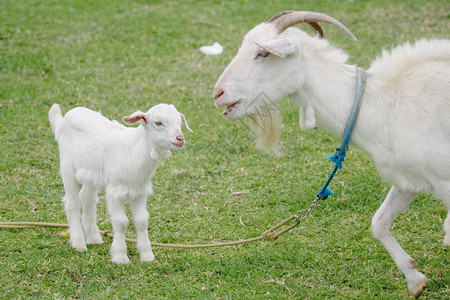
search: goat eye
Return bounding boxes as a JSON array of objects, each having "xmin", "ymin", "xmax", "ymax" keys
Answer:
[
  {"xmin": 256, "ymin": 49, "xmax": 270, "ymax": 59},
  {"xmin": 155, "ymin": 121, "xmax": 164, "ymax": 127}
]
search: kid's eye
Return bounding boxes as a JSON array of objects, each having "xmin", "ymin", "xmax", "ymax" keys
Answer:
[
  {"xmin": 255, "ymin": 49, "xmax": 270, "ymax": 59},
  {"xmin": 155, "ymin": 121, "xmax": 164, "ymax": 126}
]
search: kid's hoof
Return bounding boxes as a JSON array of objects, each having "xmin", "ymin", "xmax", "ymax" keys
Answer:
[
  {"xmin": 140, "ymin": 251, "xmax": 155, "ymax": 262},
  {"xmin": 86, "ymin": 236, "xmax": 103, "ymax": 245},
  {"xmin": 111, "ymin": 255, "xmax": 130, "ymax": 264},
  {"xmin": 71, "ymin": 240, "xmax": 87, "ymax": 252}
]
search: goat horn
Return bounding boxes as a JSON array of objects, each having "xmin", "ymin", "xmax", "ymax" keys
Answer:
[
  {"xmin": 267, "ymin": 11, "xmax": 357, "ymax": 41},
  {"xmin": 267, "ymin": 11, "xmax": 325, "ymax": 38},
  {"xmin": 267, "ymin": 10, "xmax": 295, "ymax": 23}
]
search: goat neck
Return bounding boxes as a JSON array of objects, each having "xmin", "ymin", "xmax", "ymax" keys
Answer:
[
  {"xmin": 136, "ymin": 125, "xmax": 171, "ymax": 161},
  {"xmin": 292, "ymin": 62, "xmax": 381, "ymax": 154}
]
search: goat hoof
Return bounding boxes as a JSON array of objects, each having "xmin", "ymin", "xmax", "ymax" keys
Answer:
[
  {"xmin": 408, "ymin": 274, "xmax": 428, "ymax": 299},
  {"xmin": 140, "ymin": 251, "xmax": 155, "ymax": 262},
  {"xmin": 71, "ymin": 241, "xmax": 87, "ymax": 252},
  {"xmin": 89, "ymin": 241, "xmax": 103, "ymax": 246},
  {"xmin": 111, "ymin": 255, "xmax": 130, "ymax": 264},
  {"xmin": 86, "ymin": 236, "xmax": 103, "ymax": 245}
]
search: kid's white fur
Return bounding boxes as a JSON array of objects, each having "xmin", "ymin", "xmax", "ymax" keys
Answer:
[{"xmin": 50, "ymin": 103, "xmax": 192, "ymax": 264}]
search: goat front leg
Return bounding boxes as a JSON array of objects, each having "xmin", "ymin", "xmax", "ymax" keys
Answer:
[
  {"xmin": 130, "ymin": 195, "xmax": 155, "ymax": 262},
  {"xmin": 371, "ymin": 186, "xmax": 427, "ymax": 298},
  {"xmin": 106, "ymin": 188, "xmax": 130, "ymax": 264}
]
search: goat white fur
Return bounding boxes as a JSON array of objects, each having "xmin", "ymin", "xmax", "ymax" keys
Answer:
[
  {"xmin": 49, "ymin": 103, "xmax": 192, "ymax": 264},
  {"xmin": 213, "ymin": 11, "xmax": 450, "ymax": 298}
]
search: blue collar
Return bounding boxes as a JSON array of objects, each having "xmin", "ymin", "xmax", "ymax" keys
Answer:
[{"xmin": 317, "ymin": 67, "xmax": 368, "ymax": 200}]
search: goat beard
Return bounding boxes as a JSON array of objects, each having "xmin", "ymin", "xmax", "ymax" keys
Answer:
[{"xmin": 248, "ymin": 105, "xmax": 282, "ymax": 155}]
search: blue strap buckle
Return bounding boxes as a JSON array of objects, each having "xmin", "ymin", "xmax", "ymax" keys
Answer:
[
  {"xmin": 317, "ymin": 186, "xmax": 334, "ymax": 199},
  {"xmin": 328, "ymin": 146, "xmax": 347, "ymax": 170}
]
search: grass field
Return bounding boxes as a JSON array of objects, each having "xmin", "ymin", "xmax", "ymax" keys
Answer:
[{"xmin": 1, "ymin": 0, "xmax": 449, "ymax": 298}]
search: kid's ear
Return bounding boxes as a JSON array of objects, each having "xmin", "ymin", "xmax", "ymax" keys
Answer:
[
  {"xmin": 180, "ymin": 113, "xmax": 193, "ymax": 133},
  {"xmin": 255, "ymin": 38, "xmax": 300, "ymax": 58},
  {"xmin": 123, "ymin": 111, "xmax": 149, "ymax": 125}
]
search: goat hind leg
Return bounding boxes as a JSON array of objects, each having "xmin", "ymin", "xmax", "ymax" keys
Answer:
[
  {"xmin": 444, "ymin": 210, "xmax": 450, "ymax": 247},
  {"xmin": 371, "ymin": 186, "xmax": 428, "ymax": 298},
  {"xmin": 80, "ymin": 183, "xmax": 103, "ymax": 245},
  {"xmin": 61, "ymin": 173, "xmax": 86, "ymax": 252}
]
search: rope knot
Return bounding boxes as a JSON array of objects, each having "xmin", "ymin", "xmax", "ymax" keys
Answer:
[{"xmin": 262, "ymin": 230, "xmax": 277, "ymax": 241}]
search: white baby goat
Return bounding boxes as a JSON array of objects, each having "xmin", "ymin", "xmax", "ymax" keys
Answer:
[
  {"xmin": 49, "ymin": 103, "xmax": 192, "ymax": 264},
  {"xmin": 213, "ymin": 11, "xmax": 450, "ymax": 298}
]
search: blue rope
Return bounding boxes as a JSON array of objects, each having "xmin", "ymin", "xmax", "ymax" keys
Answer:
[{"xmin": 317, "ymin": 67, "xmax": 367, "ymax": 200}]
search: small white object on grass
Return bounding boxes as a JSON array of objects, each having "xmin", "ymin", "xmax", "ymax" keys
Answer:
[{"xmin": 199, "ymin": 42, "xmax": 223, "ymax": 55}]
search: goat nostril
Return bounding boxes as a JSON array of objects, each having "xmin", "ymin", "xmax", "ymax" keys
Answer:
[
  {"xmin": 176, "ymin": 136, "xmax": 184, "ymax": 142},
  {"xmin": 214, "ymin": 89, "xmax": 224, "ymax": 100}
]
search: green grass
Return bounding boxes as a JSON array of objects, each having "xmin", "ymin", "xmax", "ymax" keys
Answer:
[{"xmin": 1, "ymin": 0, "xmax": 449, "ymax": 298}]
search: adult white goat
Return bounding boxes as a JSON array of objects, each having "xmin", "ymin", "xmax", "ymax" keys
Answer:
[
  {"xmin": 213, "ymin": 11, "xmax": 450, "ymax": 298},
  {"xmin": 49, "ymin": 103, "xmax": 192, "ymax": 264}
]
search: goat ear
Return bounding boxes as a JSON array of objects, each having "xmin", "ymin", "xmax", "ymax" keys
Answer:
[
  {"xmin": 255, "ymin": 38, "xmax": 300, "ymax": 58},
  {"xmin": 123, "ymin": 111, "xmax": 149, "ymax": 125},
  {"xmin": 180, "ymin": 113, "xmax": 193, "ymax": 133},
  {"xmin": 299, "ymin": 105, "xmax": 316, "ymax": 130}
]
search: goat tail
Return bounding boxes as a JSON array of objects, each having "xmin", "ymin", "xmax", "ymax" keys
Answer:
[{"xmin": 49, "ymin": 103, "xmax": 63, "ymax": 137}]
